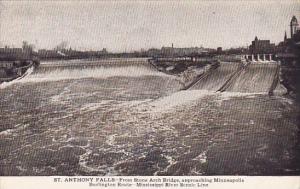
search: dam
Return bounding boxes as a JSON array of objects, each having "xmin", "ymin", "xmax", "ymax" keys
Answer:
[
  {"xmin": 187, "ymin": 60, "xmax": 280, "ymax": 95},
  {"xmin": 0, "ymin": 58, "xmax": 299, "ymax": 176}
]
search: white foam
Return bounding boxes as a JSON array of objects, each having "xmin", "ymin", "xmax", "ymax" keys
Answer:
[
  {"xmin": 219, "ymin": 91, "xmax": 264, "ymax": 100},
  {"xmin": 159, "ymin": 154, "xmax": 178, "ymax": 174},
  {"xmin": 192, "ymin": 151, "xmax": 207, "ymax": 163},
  {"xmin": 17, "ymin": 66, "xmax": 172, "ymax": 83},
  {"xmin": 106, "ymin": 134, "xmax": 117, "ymax": 146},
  {"xmin": 80, "ymin": 101, "xmax": 114, "ymax": 112},
  {"xmin": 0, "ymin": 129, "xmax": 13, "ymax": 136},
  {"xmin": 0, "ymin": 124, "xmax": 29, "ymax": 136},
  {"xmin": 147, "ymin": 90, "xmax": 266, "ymax": 113},
  {"xmin": 0, "ymin": 66, "xmax": 34, "ymax": 89},
  {"xmin": 213, "ymin": 91, "xmax": 264, "ymax": 106},
  {"xmin": 149, "ymin": 90, "xmax": 214, "ymax": 112}
]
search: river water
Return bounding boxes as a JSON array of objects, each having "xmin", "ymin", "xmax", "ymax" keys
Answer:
[{"xmin": 0, "ymin": 58, "xmax": 299, "ymax": 176}]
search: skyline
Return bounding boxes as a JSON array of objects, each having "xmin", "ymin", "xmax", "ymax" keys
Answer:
[{"xmin": 0, "ymin": 1, "xmax": 300, "ymax": 52}]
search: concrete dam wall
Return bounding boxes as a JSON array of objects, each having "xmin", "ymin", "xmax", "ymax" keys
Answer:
[
  {"xmin": 226, "ymin": 62, "xmax": 280, "ymax": 93},
  {"xmin": 17, "ymin": 58, "xmax": 161, "ymax": 82},
  {"xmin": 186, "ymin": 61, "xmax": 281, "ymax": 94},
  {"xmin": 189, "ymin": 62, "xmax": 242, "ymax": 91},
  {"xmin": 0, "ymin": 58, "xmax": 183, "ymax": 94},
  {"xmin": 1, "ymin": 58, "xmax": 282, "ymax": 95}
]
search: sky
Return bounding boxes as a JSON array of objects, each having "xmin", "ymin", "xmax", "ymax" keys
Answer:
[{"xmin": 0, "ymin": 0, "xmax": 299, "ymax": 52}]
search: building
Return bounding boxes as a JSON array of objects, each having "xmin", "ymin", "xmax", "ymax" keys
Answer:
[
  {"xmin": 38, "ymin": 49, "xmax": 62, "ymax": 59},
  {"xmin": 0, "ymin": 46, "xmax": 30, "ymax": 61},
  {"xmin": 249, "ymin": 36, "xmax": 275, "ymax": 54},
  {"xmin": 147, "ymin": 48, "xmax": 161, "ymax": 57},
  {"xmin": 290, "ymin": 16, "xmax": 299, "ymax": 38},
  {"xmin": 0, "ymin": 47, "xmax": 23, "ymax": 54},
  {"xmin": 0, "ymin": 61, "xmax": 14, "ymax": 68},
  {"xmin": 161, "ymin": 44, "xmax": 208, "ymax": 57},
  {"xmin": 282, "ymin": 16, "xmax": 300, "ymax": 44},
  {"xmin": 275, "ymin": 16, "xmax": 300, "ymax": 68},
  {"xmin": 289, "ymin": 16, "xmax": 300, "ymax": 43},
  {"xmin": 277, "ymin": 16, "xmax": 300, "ymax": 54}
]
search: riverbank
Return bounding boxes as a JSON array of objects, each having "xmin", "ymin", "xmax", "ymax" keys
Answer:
[
  {"xmin": 280, "ymin": 58, "xmax": 300, "ymax": 174},
  {"xmin": 149, "ymin": 59, "xmax": 221, "ymax": 89},
  {"xmin": 0, "ymin": 60, "xmax": 37, "ymax": 84}
]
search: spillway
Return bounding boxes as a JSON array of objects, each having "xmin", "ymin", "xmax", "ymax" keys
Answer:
[
  {"xmin": 2, "ymin": 58, "xmax": 164, "ymax": 83},
  {"xmin": 187, "ymin": 61, "xmax": 280, "ymax": 94},
  {"xmin": 189, "ymin": 62, "xmax": 242, "ymax": 91},
  {"xmin": 225, "ymin": 62, "xmax": 279, "ymax": 93}
]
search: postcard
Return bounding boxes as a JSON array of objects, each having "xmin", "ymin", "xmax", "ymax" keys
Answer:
[{"xmin": 0, "ymin": 1, "xmax": 299, "ymax": 188}]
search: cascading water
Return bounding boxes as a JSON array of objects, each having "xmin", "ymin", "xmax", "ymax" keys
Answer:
[
  {"xmin": 187, "ymin": 61, "xmax": 283, "ymax": 95},
  {"xmin": 0, "ymin": 59, "xmax": 298, "ymax": 176},
  {"xmin": 189, "ymin": 62, "xmax": 241, "ymax": 91},
  {"xmin": 15, "ymin": 58, "xmax": 167, "ymax": 82},
  {"xmin": 225, "ymin": 62, "xmax": 280, "ymax": 93}
]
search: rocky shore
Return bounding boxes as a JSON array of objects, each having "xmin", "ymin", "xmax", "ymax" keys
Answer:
[{"xmin": 149, "ymin": 60, "xmax": 219, "ymax": 89}]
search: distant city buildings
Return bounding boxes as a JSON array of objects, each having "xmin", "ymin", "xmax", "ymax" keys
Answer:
[
  {"xmin": 0, "ymin": 47, "xmax": 22, "ymax": 54},
  {"xmin": 277, "ymin": 15, "xmax": 300, "ymax": 59},
  {"xmin": 161, "ymin": 45, "xmax": 209, "ymax": 56},
  {"xmin": 1, "ymin": 16, "xmax": 300, "ymax": 60},
  {"xmin": 247, "ymin": 16, "xmax": 300, "ymax": 56},
  {"xmin": 37, "ymin": 47, "xmax": 108, "ymax": 59},
  {"xmin": 222, "ymin": 47, "xmax": 248, "ymax": 55},
  {"xmin": 146, "ymin": 44, "xmax": 214, "ymax": 57},
  {"xmin": 249, "ymin": 36, "xmax": 275, "ymax": 54},
  {"xmin": 290, "ymin": 16, "xmax": 299, "ymax": 38},
  {"xmin": 0, "ymin": 41, "xmax": 34, "ymax": 61},
  {"xmin": 282, "ymin": 16, "xmax": 300, "ymax": 45}
]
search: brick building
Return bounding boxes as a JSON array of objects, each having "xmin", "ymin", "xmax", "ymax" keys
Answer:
[{"xmin": 249, "ymin": 36, "xmax": 275, "ymax": 54}]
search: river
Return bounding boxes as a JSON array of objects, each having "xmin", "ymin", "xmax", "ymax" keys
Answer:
[{"xmin": 0, "ymin": 58, "xmax": 299, "ymax": 176}]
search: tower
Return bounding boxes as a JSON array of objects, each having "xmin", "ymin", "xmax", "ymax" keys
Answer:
[
  {"xmin": 284, "ymin": 31, "xmax": 287, "ymax": 41},
  {"xmin": 290, "ymin": 16, "xmax": 299, "ymax": 38}
]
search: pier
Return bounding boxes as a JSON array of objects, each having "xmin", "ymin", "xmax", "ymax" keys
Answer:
[{"xmin": 242, "ymin": 54, "xmax": 276, "ymax": 62}]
